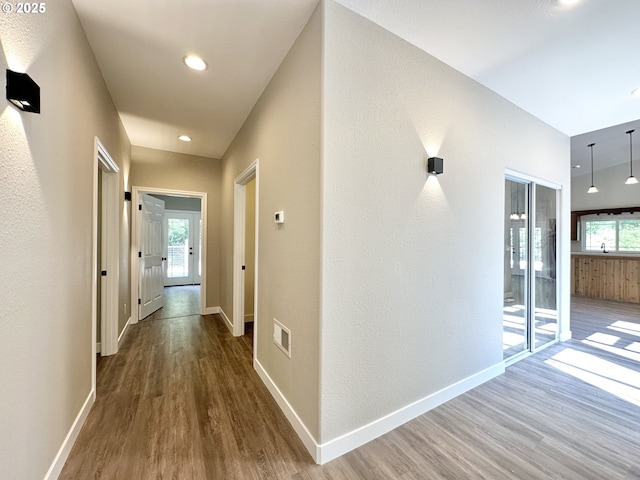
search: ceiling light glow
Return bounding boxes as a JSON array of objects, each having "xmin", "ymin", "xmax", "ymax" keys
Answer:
[
  {"xmin": 183, "ymin": 55, "xmax": 208, "ymax": 71},
  {"xmin": 178, "ymin": 135, "xmax": 192, "ymax": 142}
]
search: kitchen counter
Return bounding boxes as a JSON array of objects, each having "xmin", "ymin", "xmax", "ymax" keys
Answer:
[{"xmin": 571, "ymin": 253, "xmax": 640, "ymax": 303}]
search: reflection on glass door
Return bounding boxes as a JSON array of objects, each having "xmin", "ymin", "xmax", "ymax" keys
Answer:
[
  {"xmin": 164, "ymin": 210, "xmax": 201, "ymax": 286},
  {"xmin": 533, "ymin": 184, "xmax": 557, "ymax": 349},
  {"xmin": 503, "ymin": 178, "xmax": 558, "ymax": 363},
  {"xmin": 504, "ymin": 179, "xmax": 530, "ymax": 359}
]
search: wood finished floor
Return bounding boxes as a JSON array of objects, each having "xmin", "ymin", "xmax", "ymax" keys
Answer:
[{"xmin": 61, "ymin": 295, "xmax": 640, "ymax": 479}]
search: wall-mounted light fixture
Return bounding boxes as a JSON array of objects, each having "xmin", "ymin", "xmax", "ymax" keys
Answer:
[
  {"xmin": 124, "ymin": 191, "xmax": 132, "ymax": 202},
  {"xmin": 427, "ymin": 157, "xmax": 444, "ymax": 175},
  {"xmin": 587, "ymin": 143, "xmax": 598, "ymax": 193},
  {"xmin": 625, "ymin": 129, "xmax": 638, "ymax": 185},
  {"xmin": 6, "ymin": 69, "xmax": 40, "ymax": 113}
]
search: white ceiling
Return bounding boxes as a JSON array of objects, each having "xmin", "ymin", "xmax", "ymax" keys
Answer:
[{"xmin": 72, "ymin": 0, "xmax": 640, "ymax": 166}]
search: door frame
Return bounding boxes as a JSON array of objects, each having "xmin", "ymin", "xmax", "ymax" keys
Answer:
[
  {"xmin": 504, "ymin": 169, "xmax": 563, "ymax": 366},
  {"xmin": 92, "ymin": 137, "xmax": 120, "ymax": 370},
  {"xmin": 131, "ymin": 187, "xmax": 208, "ymax": 323},
  {"xmin": 233, "ymin": 160, "xmax": 259, "ymax": 350}
]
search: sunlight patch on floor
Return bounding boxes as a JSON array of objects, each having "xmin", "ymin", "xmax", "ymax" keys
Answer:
[{"xmin": 546, "ymin": 348, "xmax": 640, "ymax": 407}]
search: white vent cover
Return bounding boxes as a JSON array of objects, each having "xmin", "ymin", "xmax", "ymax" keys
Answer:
[{"xmin": 273, "ymin": 318, "xmax": 291, "ymax": 358}]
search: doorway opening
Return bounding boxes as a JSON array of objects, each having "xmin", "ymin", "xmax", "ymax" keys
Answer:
[
  {"xmin": 92, "ymin": 138, "xmax": 120, "ymax": 390},
  {"xmin": 233, "ymin": 160, "xmax": 259, "ymax": 357},
  {"xmin": 131, "ymin": 187, "xmax": 208, "ymax": 324},
  {"xmin": 503, "ymin": 174, "xmax": 560, "ymax": 365}
]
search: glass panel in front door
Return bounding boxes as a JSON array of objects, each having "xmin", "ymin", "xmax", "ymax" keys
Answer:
[{"xmin": 167, "ymin": 217, "xmax": 190, "ymax": 279}]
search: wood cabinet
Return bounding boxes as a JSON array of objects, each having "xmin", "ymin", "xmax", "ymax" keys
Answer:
[{"xmin": 572, "ymin": 254, "xmax": 640, "ymax": 303}]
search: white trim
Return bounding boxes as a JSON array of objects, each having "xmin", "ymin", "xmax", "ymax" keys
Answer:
[
  {"xmin": 92, "ymin": 136, "xmax": 121, "ymax": 403},
  {"xmin": 131, "ymin": 187, "xmax": 208, "ymax": 324},
  {"xmin": 560, "ymin": 330, "xmax": 573, "ymax": 342},
  {"xmin": 233, "ymin": 160, "xmax": 259, "ymax": 339},
  {"xmin": 255, "ymin": 359, "xmax": 504, "ymax": 464},
  {"xmin": 96, "ymin": 342, "xmax": 101, "ymax": 354},
  {"xmin": 218, "ymin": 307, "xmax": 233, "ymax": 333},
  {"xmin": 244, "ymin": 314, "xmax": 255, "ymax": 321},
  {"xmin": 203, "ymin": 306, "xmax": 220, "ymax": 315},
  {"xmin": 254, "ymin": 360, "xmax": 319, "ymax": 460},
  {"xmin": 316, "ymin": 361, "xmax": 505, "ymax": 464},
  {"xmin": 118, "ymin": 317, "xmax": 132, "ymax": 347},
  {"xmin": 43, "ymin": 389, "xmax": 95, "ymax": 480},
  {"xmin": 505, "ymin": 168, "xmax": 562, "ymax": 190}
]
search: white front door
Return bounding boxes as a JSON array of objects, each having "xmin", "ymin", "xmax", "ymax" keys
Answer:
[
  {"xmin": 140, "ymin": 194, "xmax": 165, "ymax": 319},
  {"xmin": 164, "ymin": 210, "xmax": 201, "ymax": 286}
]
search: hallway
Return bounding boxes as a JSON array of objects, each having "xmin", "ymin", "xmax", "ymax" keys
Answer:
[
  {"xmin": 60, "ymin": 288, "xmax": 313, "ymax": 479},
  {"xmin": 60, "ymin": 296, "xmax": 640, "ymax": 479}
]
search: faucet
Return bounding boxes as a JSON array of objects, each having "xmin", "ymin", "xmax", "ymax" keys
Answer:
[{"xmin": 601, "ymin": 242, "xmax": 608, "ymax": 253}]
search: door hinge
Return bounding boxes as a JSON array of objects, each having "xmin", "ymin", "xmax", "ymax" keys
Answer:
[
  {"xmin": 101, "ymin": 270, "xmax": 107, "ymax": 276},
  {"xmin": 138, "ymin": 251, "xmax": 142, "ymax": 258},
  {"xmin": 138, "ymin": 204, "xmax": 142, "ymax": 211},
  {"xmin": 138, "ymin": 298, "xmax": 141, "ymax": 305}
]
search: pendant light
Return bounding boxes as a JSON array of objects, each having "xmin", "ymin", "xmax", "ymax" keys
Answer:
[
  {"xmin": 520, "ymin": 182, "xmax": 527, "ymax": 220},
  {"xmin": 625, "ymin": 129, "xmax": 638, "ymax": 185},
  {"xmin": 510, "ymin": 182, "xmax": 520, "ymax": 220},
  {"xmin": 587, "ymin": 143, "xmax": 598, "ymax": 193}
]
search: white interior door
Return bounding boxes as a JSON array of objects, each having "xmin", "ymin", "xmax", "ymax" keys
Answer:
[
  {"xmin": 140, "ymin": 194, "xmax": 165, "ymax": 319},
  {"xmin": 164, "ymin": 210, "xmax": 201, "ymax": 286}
]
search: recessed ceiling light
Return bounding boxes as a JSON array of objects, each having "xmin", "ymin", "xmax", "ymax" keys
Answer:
[
  {"xmin": 183, "ymin": 55, "xmax": 208, "ymax": 71},
  {"xmin": 559, "ymin": 0, "xmax": 581, "ymax": 5},
  {"xmin": 178, "ymin": 135, "xmax": 192, "ymax": 142},
  {"xmin": 572, "ymin": 164, "xmax": 581, "ymax": 169},
  {"xmin": 632, "ymin": 87, "xmax": 640, "ymax": 97}
]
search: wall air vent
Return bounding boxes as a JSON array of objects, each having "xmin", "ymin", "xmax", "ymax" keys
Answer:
[{"xmin": 273, "ymin": 318, "xmax": 291, "ymax": 358}]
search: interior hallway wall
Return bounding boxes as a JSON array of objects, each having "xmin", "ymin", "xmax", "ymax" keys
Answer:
[
  {"xmin": 219, "ymin": 3, "xmax": 322, "ymax": 440},
  {"xmin": 0, "ymin": 0, "xmax": 131, "ymax": 477},
  {"xmin": 129, "ymin": 146, "xmax": 222, "ymax": 308},
  {"xmin": 320, "ymin": 0, "xmax": 570, "ymax": 445}
]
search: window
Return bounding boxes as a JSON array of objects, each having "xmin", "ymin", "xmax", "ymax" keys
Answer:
[{"xmin": 582, "ymin": 214, "xmax": 640, "ymax": 252}]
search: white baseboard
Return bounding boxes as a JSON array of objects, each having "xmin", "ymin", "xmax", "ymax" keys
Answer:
[
  {"xmin": 43, "ymin": 389, "xmax": 95, "ymax": 480},
  {"xmin": 118, "ymin": 317, "xmax": 131, "ymax": 347},
  {"xmin": 254, "ymin": 359, "xmax": 504, "ymax": 465},
  {"xmin": 254, "ymin": 360, "xmax": 320, "ymax": 460},
  {"xmin": 96, "ymin": 342, "xmax": 101, "ymax": 354},
  {"xmin": 203, "ymin": 306, "xmax": 219, "ymax": 315},
  {"xmin": 560, "ymin": 330, "xmax": 573, "ymax": 342},
  {"xmin": 316, "ymin": 361, "xmax": 505, "ymax": 464},
  {"xmin": 217, "ymin": 307, "xmax": 233, "ymax": 333},
  {"xmin": 244, "ymin": 314, "xmax": 254, "ymax": 322}
]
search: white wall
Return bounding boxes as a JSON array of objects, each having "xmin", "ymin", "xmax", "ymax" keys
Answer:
[
  {"xmin": 320, "ymin": 0, "xmax": 570, "ymax": 446},
  {"xmin": 0, "ymin": 0, "xmax": 131, "ymax": 477}
]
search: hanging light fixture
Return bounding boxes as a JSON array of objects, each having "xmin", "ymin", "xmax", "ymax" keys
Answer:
[
  {"xmin": 520, "ymin": 182, "xmax": 527, "ymax": 220},
  {"xmin": 587, "ymin": 143, "xmax": 598, "ymax": 193},
  {"xmin": 510, "ymin": 182, "xmax": 519, "ymax": 220},
  {"xmin": 625, "ymin": 129, "xmax": 638, "ymax": 185}
]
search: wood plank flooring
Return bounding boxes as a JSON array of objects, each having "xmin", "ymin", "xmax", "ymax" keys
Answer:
[{"xmin": 61, "ymin": 295, "xmax": 640, "ymax": 479}]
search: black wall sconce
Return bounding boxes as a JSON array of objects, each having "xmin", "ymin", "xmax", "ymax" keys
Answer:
[
  {"xmin": 6, "ymin": 69, "xmax": 40, "ymax": 113},
  {"xmin": 124, "ymin": 191, "xmax": 132, "ymax": 202},
  {"xmin": 427, "ymin": 157, "xmax": 444, "ymax": 175}
]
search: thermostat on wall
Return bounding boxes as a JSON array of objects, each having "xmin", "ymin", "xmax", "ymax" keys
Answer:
[{"xmin": 274, "ymin": 211, "xmax": 285, "ymax": 224}]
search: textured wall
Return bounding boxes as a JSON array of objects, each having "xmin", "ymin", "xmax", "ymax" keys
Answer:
[
  {"xmin": 320, "ymin": 0, "xmax": 570, "ymax": 443},
  {"xmin": 129, "ymin": 146, "xmax": 222, "ymax": 308},
  {"xmin": 220, "ymin": 4, "xmax": 322, "ymax": 439},
  {"xmin": 0, "ymin": 0, "xmax": 131, "ymax": 477}
]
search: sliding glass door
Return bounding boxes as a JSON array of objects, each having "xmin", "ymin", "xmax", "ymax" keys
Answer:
[{"xmin": 503, "ymin": 177, "xmax": 558, "ymax": 363}]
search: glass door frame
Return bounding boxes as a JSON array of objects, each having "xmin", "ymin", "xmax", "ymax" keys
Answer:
[{"xmin": 504, "ymin": 172, "xmax": 561, "ymax": 366}]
